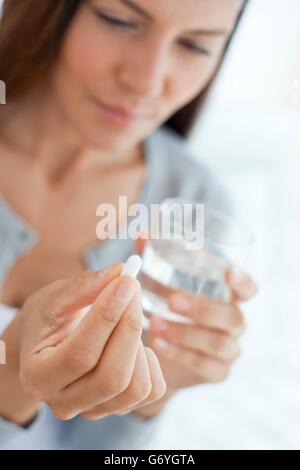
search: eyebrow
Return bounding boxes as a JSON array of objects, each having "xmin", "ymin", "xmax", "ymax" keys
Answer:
[{"xmin": 117, "ymin": 0, "xmax": 227, "ymax": 36}]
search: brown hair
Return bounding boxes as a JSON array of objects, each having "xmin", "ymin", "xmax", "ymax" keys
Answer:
[{"xmin": 0, "ymin": 0, "xmax": 249, "ymax": 138}]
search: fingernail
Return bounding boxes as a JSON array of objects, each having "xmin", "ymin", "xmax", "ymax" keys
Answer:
[
  {"xmin": 114, "ymin": 277, "xmax": 137, "ymax": 302},
  {"xmin": 151, "ymin": 317, "xmax": 169, "ymax": 332},
  {"xmin": 170, "ymin": 294, "xmax": 191, "ymax": 312}
]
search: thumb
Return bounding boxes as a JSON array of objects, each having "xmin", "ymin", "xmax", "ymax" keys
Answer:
[
  {"xmin": 19, "ymin": 264, "xmax": 124, "ymax": 378},
  {"xmin": 42, "ymin": 264, "xmax": 123, "ymax": 320}
]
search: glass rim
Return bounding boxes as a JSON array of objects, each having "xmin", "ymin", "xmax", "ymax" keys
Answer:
[{"xmin": 159, "ymin": 198, "xmax": 255, "ymax": 248}]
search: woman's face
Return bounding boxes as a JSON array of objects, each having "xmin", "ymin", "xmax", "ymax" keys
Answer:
[{"xmin": 50, "ymin": 0, "xmax": 244, "ymax": 150}]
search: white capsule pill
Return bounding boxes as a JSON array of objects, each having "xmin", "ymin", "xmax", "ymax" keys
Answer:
[{"xmin": 121, "ymin": 255, "xmax": 142, "ymax": 278}]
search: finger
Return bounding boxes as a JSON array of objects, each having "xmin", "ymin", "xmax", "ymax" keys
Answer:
[
  {"xmin": 115, "ymin": 346, "xmax": 167, "ymax": 416},
  {"xmin": 129, "ymin": 347, "xmax": 167, "ymax": 411},
  {"xmin": 151, "ymin": 338, "xmax": 231, "ymax": 384},
  {"xmin": 80, "ymin": 341, "xmax": 151, "ymax": 420},
  {"xmin": 59, "ymin": 288, "xmax": 144, "ymax": 410},
  {"xmin": 168, "ymin": 292, "xmax": 245, "ymax": 336},
  {"xmin": 150, "ymin": 317, "xmax": 241, "ymax": 363},
  {"xmin": 29, "ymin": 275, "xmax": 140, "ymax": 393},
  {"xmin": 226, "ymin": 268, "xmax": 257, "ymax": 304},
  {"xmin": 96, "ymin": 346, "xmax": 167, "ymax": 419},
  {"xmin": 38, "ymin": 264, "xmax": 123, "ymax": 323}
]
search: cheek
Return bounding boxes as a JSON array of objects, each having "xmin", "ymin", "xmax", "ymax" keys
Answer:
[
  {"xmin": 53, "ymin": 14, "xmax": 117, "ymax": 93},
  {"xmin": 171, "ymin": 58, "xmax": 219, "ymax": 110},
  {"xmin": 168, "ymin": 33, "xmax": 227, "ymax": 110}
]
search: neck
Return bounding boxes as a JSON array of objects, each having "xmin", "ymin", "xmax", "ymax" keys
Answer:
[{"xmin": 0, "ymin": 83, "xmax": 143, "ymax": 183}]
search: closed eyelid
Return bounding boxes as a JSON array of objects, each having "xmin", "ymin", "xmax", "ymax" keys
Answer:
[
  {"xmin": 179, "ymin": 38, "xmax": 213, "ymax": 55},
  {"xmin": 87, "ymin": 2, "xmax": 214, "ymax": 56},
  {"xmin": 96, "ymin": 10, "xmax": 136, "ymax": 24}
]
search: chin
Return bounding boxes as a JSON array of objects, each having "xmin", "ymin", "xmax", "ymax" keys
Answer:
[{"xmin": 78, "ymin": 121, "xmax": 136, "ymax": 151}]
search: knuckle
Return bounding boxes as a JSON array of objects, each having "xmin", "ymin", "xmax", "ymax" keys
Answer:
[
  {"xmin": 126, "ymin": 376, "xmax": 152, "ymax": 403},
  {"xmin": 124, "ymin": 313, "xmax": 143, "ymax": 333},
  {"xmin": 210, "ymin": 333, "xmax": 240, "ymax": 362},
  {"xmin": 91, "ymin": 374, "xmax": 113, "ymax": 400},
  {"xmin": 97, "ymin": 305, "xmax": 119, "ymax": 325},
  {"xmin": 210, "ymin": 333, "xmax": 228, "ymax": 354},
  {"xmin": 89, "ymin": 380, "xmax": 109, "ymax": 401},
  {"xmin": 104, "ymin": 368, "xmax": 131, "ymax": 396},
  {"xmin": 63, "ymin": 345, "xmax": 97, "ymax": 375},
  {"xmin": 149, "ymin": 377, "xmax": 167, "ymax": 401}
]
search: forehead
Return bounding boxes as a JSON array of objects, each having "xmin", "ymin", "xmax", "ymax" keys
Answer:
[{"xmin": 100, "ymin": 0, "xmax": 245, "ymax": 32}]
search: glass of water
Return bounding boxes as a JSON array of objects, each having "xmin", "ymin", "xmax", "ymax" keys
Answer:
[{"xmin": 137, "ymin": 198, "xmax": 254, "ymax": 328}]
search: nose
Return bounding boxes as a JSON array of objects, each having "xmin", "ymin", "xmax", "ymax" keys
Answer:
[{"xmin": 117, "ymin": 38, "xmax": 169, "ymax": 100}]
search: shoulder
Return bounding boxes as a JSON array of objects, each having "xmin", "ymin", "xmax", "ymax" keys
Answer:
[{"xmin": 147, "ymin": 126, "xmax": 234, "ymax": 215}]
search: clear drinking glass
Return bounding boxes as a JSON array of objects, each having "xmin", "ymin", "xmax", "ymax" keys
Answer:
[{"xmin": 137, "ymin": 198, "xmax": 254, "ymax": 328}]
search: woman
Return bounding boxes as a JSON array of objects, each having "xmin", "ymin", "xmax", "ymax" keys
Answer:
[{"xmin": 0, "ymin": 0, "xmax": 257, "ymax": 450}]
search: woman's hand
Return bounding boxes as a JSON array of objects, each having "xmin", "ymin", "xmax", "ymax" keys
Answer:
[
  {"xmin": 133, "ymin": 268, "xmax": 257, "ymax": 419},
  {"xmin": 3, "ymin": 265, "xmax": 166, "ymax": 424},
  {"xmin": 147, "ymin": 269, "xmax": 257, "ymax": 391}
]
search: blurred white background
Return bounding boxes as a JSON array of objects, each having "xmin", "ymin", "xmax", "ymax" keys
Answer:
[{"xmin": 147, "ymin": 0, "xmax": 300, "ymax": 450}]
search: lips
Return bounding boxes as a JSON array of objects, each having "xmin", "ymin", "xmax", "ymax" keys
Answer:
[
  {"xmin": 104, "ymin": 102, "xmax": 143, "ymax": 118},
  {"xmin": 92, "ymin": 96, "xmax": 149, "ymax": 125}
]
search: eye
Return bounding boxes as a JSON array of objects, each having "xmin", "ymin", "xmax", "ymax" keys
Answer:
[
  {"xmin": 180, "ymin": 40, "xmax": 212, "ymax": 56},
  {"xmin": 93, "ymin": 10, "xmax": 139, "ymax": 31}
]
